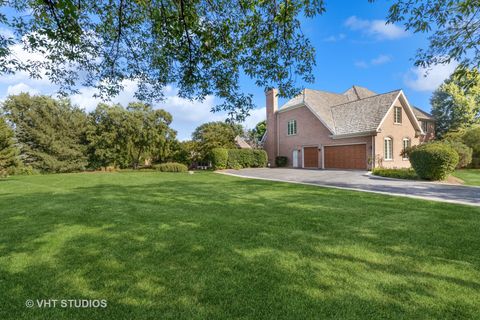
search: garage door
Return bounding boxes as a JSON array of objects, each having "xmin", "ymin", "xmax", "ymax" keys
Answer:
[
  {"xmin": 324, "ymin": 144, "xmax": 367, "ymax": 170},
  {"xmin": 303, "ymin": 147, "xmax": 319, "ymax": 168}
]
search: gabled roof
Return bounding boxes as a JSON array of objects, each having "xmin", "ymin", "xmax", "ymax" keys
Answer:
[
  {"xmin": 234, "ymin": 135, "xmax": 252, "ymax": 149},
  {"xmin": 331, "ymin": 90, "xmax": 401, "ymax": 136},
  {"xmin": 279, "ymin": 86, "xmax": 424, "ymax": 137},
  {"xmin": 412, "ymin": 106, "xmax": 435, "ymax": 121}
]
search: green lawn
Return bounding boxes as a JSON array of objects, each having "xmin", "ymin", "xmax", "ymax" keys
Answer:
[
  {"xmin": 453, "ymin": 169, "xmax": 480, "ymax": 186},
  {"xmin": 0, "ymin": 172, "xmax": 479, "ymax": 319}
]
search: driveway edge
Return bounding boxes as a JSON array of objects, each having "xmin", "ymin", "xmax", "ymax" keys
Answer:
[{"xmin": 216, "ymin": 171, "xmax": 480, "ymax": 207}]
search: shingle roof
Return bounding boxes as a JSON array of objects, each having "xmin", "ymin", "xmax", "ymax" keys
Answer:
[
  {"xmin": 331, "ymin": 90, "xmax": 401, "ymax": 135},
  {"xmin": 234, "ymin": 135, "xmax": 252, "ymax": 149},
  {"xmin": 412, "ymin": 106, "xmax": 434, "ymax": 120},
  {"xmin": 280, "ymin": 86, "xmax": 411, "ymax": 136}
]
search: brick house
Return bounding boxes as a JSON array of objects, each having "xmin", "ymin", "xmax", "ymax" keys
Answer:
[{"xmin": 263, "ymin": 86, "xmax": 435, "ymax": 170}]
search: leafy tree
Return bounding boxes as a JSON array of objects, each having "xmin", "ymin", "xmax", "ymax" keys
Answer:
[
  {"xmin": 125, "ymin": 102, "xmax": 175, "ymax": 169},
  {"xmin": 246, "ymin": 120, "xmax": 266, "ymax": 148},
  {"xmin": 192, "ymin": 121, "xmax": 243, "ymax": 160},
  {"xmin": 0, "ymin": 0, "xmax": 326, "ymax": 119},
  {"xmin": 172, "ymin": 140, "xmax": 200, "ymax": 166},
  {"xmin": 377, "ymin": 0, "xmax": 480, "ymax": 73},
  {"xmin": 87, "ymin": 102, "xmax": 176, "ymax": 169},
  {"xmin": 431, "ymin": 67, "xmax": 480, "ymax": 137},
  {"xmin": 2, "ymin": 94, "xmax": 88, "ymax": 173},
  {"xmin": 87, "ymin": 103, "xmax": 131, "ymax": 169},
  {"xmin": 0, "ymin": 116, "xmax": 20, "ymax": 175}
]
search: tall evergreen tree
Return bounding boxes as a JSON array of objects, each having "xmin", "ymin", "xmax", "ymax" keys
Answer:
[
  {"xmin": 2, "ymin": 94, "xmax": 89, "ymax": 173},
  {"xmin": 431, "ymin": 68, "xmax": 480, "ymax": 138},
  {"xmin": 0, "ymin": 116, "xmax": 19, "ymax": 175}
]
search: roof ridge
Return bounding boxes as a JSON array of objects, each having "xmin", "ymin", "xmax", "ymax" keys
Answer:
[
  {"xmin": 305, "ymin": 88, "xmax": 345, "ymax": 97},
  {"xmin": 330, "ymin": 89, "xmax": 402, "ymax": 109}
]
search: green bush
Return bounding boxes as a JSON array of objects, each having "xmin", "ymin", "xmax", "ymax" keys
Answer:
[
  {"xmin": 210, "ymin": 148, "xmax": 267, "ymax": 169},
  {"xmin": 211, "ymin": 148, "xmax": 228, "ymax": 170},
  {"xmin": 409, "ymin": 142, "xmax": 459, "ymax": 180},
  {"xmin": 372, "ymin": 168, "xmax": 418, "ymax": 180},
  {"xmin": 275, "ymin": 156, "xmax": 288, "ymax": 167},
  {"xmin": 6, "ymin": 165, "xmax": 39, "ymax": 176},
  {"xmin": 252, "ymin": 150, "xmax": 268, "ymax": 167},
  {"xmin": 153, "ymin": 162, "xmax": 188, "ymax": 172},
  {"xmin": 445, "ymin": 140, "xmax": 473, "ymax": 168}
]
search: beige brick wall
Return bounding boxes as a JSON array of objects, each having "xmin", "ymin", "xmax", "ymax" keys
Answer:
[
  {"xmin": 276, "ymin": 105, "xmax": 373, "ymax": 168},
  {"xmin": 374, "ymin": 99, "xmax": 420, "ymax": 168}
]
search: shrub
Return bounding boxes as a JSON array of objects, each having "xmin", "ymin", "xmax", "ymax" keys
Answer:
[
  {"xmin": 6, "ymin": 165, "xmax": 39, "ymax": 176},
  {"xmin": 445, "ymin": 140, "xmax": 473, "ymax": 168},
  {"xmin": 210, "ymin": 148, "xmax": 267, "ymax": 169},
  {"xmin": 275, "ymin": 156, "xmax": 288, "ymax": 167},
  {"xmin": 252, "ymin": 150, "xmax": 268, "ymax": 167},
  {"xmin": 211, "ymin": 148, "xmax": 228, "ymax": 170},
  {"xmin": 409, "ymin": 142, "xmax": 459, "ymax": 180},
  {"xmin": 153, "ymin": 162, "xmax": 188, "ymax": 172},
  {"xmin": 372, "ymin": 168, "xmax": 418, "ymax": 180}
]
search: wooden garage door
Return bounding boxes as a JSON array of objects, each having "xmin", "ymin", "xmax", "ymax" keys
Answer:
[
  {"xmin": 324, "ymin": 144, "xmax": 367, "ymax": 170},
  {"xmin": 303, "ymin": 147, "xmax": 319, "ymax": 168}
]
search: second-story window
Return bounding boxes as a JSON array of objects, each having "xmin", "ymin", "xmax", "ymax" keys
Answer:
[
  {"xmin": 394, "ymin": 107, "xmax": 402, "ymax": 124},
  {"xmin": 287, "ymin": 120, "xmax": 297, "ymax": 136},
  {"xmin": 421, "ymin": 120, "xmax": 428, "ymax": 132}
]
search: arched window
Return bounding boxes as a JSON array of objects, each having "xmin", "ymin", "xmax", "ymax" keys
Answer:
[
  {"xmin": 384, "ymin": 137, "xmax": 393, "ymax": 160},
  {"xmin": 402, "ymin": 138, "xmax": 411, "ymax": 160}
]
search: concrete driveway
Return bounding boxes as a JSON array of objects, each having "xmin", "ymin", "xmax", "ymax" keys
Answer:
[{"xmin": 220, "ymin": 168, "xmax": 480, "ymax": 207}]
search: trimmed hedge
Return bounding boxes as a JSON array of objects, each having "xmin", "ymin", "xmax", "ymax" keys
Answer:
[
  {"xmin": 275, "ymin": 156, "xmax": 288, "ymax": 167},
  {"xmin": 211, "ymin": 148, "xmax": 267, "ymax": 170},
  {"xmin": 211, "ymin": 148, "xmax": 228, "ymax": 170},
  {"xmin": 408, "ymin": 142, "xmax": 459, "ymax": 180},
  {"xmin": 153, "ymin": 162, "xmax": 188, "ymax": 172},
  {"xmin": 372, "ymin": 168, "xmax": 418, "ymax": 180}
]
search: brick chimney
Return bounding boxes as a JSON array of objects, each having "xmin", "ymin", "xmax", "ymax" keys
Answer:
[{"xmin": 264, "ymin": 88, "xmax": 278, "ymax": 166}]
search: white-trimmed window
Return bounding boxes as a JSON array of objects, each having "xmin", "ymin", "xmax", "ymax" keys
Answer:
[
  {"xmin": 287, "ymin": 120, "xmax": 297, "ymax": 136},
  {"xmin": 421, "ymin": 120, "xmax": 428, "ymax": 133},
  {"xmin": 384, "ymin": 137, "xmax": 393, "ymax": 160},
  {"xmin": 394, "ymin": 107, "xmax": 402, "ymax": 124},
  {"xmin": 402, "ymin": 138, "xmax": 411, "ymax": 160}
]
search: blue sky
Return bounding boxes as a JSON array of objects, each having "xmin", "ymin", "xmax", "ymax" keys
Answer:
[{"xmin": 0, "ymin": 1, "xmax": 457, "ymax": 140}]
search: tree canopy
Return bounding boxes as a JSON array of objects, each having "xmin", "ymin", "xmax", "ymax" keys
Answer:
[
  {"xmin": 0, "ymin": 0, "xmax": 326, "ymax": 120},
  {"xmin": 377, "ymin": 0, "xmax": 480, "ymax": 75},
  {"xmin": 0, "ymin": 116, "xmax": 19, "ymax": 175},
  {"xmin": 431, "ymin": 67, "xmax": 480, "ymax": 137},
  {"xmin": 2, "ymin": 94, "xmax": 89, "ymax": 172},
  {"xmin": 192, "ymin": 121, "xmax": 243, "ymax": 160}
]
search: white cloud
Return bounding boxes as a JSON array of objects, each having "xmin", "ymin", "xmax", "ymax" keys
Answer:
[
  {"xmin": 404, "ymin": 62, "xmax": 458, "ymax": 92},
  {"xmin": 243, "ymin": 107, "xmax": 265, "ymax": 129},
  {"xmin": 371, "ymin": 54, "xmax": 391, "ymax": 65},
  {"xmin": 354, "ymin": 60, "xmax": 369, "ymax": 69},
  {"xmin": 345, "ymin": 16, "xmax": 408, "ymax": 40},
  {"xmin": 6, "ymin": 83, "xmax": 40, "ymax": 96},
  {"xmin": 323, "ymin": 33, "xmax": 346, "ymax": 42},
  {"xmin": 354, "ymin": 54, "xmax": 392, "ymax": 68}
]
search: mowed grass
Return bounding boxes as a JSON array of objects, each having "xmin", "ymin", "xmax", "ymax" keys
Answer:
[
  {"xmin": 0, "ymin": 172, "xmax": 479, "ymax": 319},
  {"xmin": 454, "ymin": 169, "xmax": 480, "ymax": 186}
]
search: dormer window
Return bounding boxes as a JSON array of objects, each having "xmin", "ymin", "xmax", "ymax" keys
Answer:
[
  {"xmin": 394, "ymin": 107, "xmax": 402, "ymax": 124},
  {"xmin": 287, "ymin": 120, "xmax": 297, "ymax": 136}
]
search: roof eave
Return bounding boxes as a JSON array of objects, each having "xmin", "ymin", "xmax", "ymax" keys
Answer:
[{"xmin": 330, "ymin": 130, "xmax": 377, "ymax": 139}]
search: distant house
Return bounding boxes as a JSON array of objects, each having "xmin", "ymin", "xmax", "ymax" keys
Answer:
[
  {"xmin": 234, "ymin": 135, "xmax": 252, "ymax": 149},
  {"xmin": 263, "ymin": 86, "xmax": 435, "ymax": 170}
]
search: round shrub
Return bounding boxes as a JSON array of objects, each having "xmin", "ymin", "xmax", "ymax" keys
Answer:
[
  {"xmin": 445, "ymin": 140, "xmax": 473, "ymax": 168},
  {"xmin": 409, "ymin": 142, "xmax": 459, "ymax": 180},
  {"xmin": 275, "ymin": 156, "xmax": 288, "ymax": 167},
  {"xmin": 153, "ymin": 162, "xmax": 188, "ymax": 172}
]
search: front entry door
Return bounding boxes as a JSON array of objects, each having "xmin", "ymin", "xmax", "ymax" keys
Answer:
[{"xmin": 292, "ymin": 150, "xmax": 298, "ymax": 167}]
